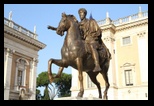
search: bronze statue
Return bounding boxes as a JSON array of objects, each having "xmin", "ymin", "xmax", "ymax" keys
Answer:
[{"xmin": 47, "ymin": 11, "xmax": 111, "ymax": 100}]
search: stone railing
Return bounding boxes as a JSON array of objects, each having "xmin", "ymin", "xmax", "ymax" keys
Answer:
[
  {"xmin": 97, "ymin": 11, "xmax": 148, "ymax": 26},
  {"xmin": 4, "ymin": 17, "xmax": 38, "ymax": 40},
  {"xmin": 97, "ymin": 19, "xmax": 106, "ymax": 26}
]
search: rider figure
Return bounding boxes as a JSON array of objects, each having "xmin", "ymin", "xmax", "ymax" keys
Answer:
[{"xmin": 78, "ymin": 8, "xmax": 102, "ymax": 72}]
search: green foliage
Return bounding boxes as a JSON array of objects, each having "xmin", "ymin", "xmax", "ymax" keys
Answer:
[
  {"xmin": 36, "ymin": 88, "xmax": 40, "ymax": 94},
  {"xmin": 42, "ymin": 86, "xmax": 50, "ymax": 100},
  {"xmin": 36, "ymin": 89, "xmax": 41, "ymax": 100},
  {"xmin": 53, "ymin": 73, "xmax": 72, "ymax": 97},
  {"xmin": 36, "ymin": 71, "xmax": 72, "ymax": 99},
  {"xmin": 37, "ymin": 71, "xmax": 49, "ymax": 87}
]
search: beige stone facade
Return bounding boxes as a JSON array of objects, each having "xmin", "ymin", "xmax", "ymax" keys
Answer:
[
  {"xmin": 71, "ymin": 10, "xmax": 148, "ymax": 100},
  {"xmin": 4, "ymin": 17, "xmax": 46, "ymax": 100}
]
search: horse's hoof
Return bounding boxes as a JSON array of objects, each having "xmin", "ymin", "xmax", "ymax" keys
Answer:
[
  {"xmin": 49, "ymin": 78, "xmax": 54, "ymax": 83},
  {"xmin": 77, "ymin": 92, "xmax": 83, "ymax": 97},
  {"xmin": 103, "ymin": 96, "xmax": 108, "ymax": 100},
  {"xmin": 99, "ymin": 96, "xmax": 102, "ymax": 99},
  {"xmin": 54, "ymin": 74, "xmax": 59, "ymax": 78}
]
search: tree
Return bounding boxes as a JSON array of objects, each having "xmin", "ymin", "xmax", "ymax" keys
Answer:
[
  {"xmin": 42, "ymin": 86, "xmax": 50, "ymax": 100},
  {"xmin": 36, "ymin": 71, "xmax": 72, "ymax": 99},
  {"xmin": 36, "ymin": 88, "xmax": 41, "ymax": 100},
  {"xmin": 37, "ymin": 71, "xmax": 49, "ymax": 87},
  {"xmin": 36, "ymin": 71, "xmax": 50, "ymax": 100},
  {"xmin": 54, "ymin": 73, "xmax": 72, "ymax": 97}
]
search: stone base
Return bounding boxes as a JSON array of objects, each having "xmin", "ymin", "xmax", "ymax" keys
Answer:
[{"xmin": 54, "ymin": 96, "xmax": 103, "ymax": 100}]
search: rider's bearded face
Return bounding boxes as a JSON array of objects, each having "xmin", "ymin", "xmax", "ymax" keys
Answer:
[{"xmin": 79, "ymin": 11, "xmax": 86, "ymax": 21}]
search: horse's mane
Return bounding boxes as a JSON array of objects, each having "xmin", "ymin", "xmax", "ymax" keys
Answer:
[{"xmin": 67, "ymin": 14, "xmax": 78, "ymax": 23}]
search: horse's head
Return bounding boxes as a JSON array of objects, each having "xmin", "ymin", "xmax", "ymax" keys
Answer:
[{"xmin": 56, "ymin": 13, "xmax": 78, "ymax": 36}]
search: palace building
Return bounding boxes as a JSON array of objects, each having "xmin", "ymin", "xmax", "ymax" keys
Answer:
[
  {"xmin": 71, "ymin": 7, "xmax": 148, "ymax": 100},
  {"xmin": 4, "ymin": 11, "xmax": 46, "ymax": 100}
]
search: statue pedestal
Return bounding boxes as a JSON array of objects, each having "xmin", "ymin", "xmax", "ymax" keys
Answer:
[{"xmin": 54, "ymin": 96, "xmax": 103, "ymax": 100}]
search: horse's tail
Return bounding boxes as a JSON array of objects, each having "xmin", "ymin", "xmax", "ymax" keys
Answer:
[{"xmin": 98, "ymin": 43, "xmax": 112, "ymax": 61}]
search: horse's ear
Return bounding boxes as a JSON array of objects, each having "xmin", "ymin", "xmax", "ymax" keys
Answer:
[{"xmin": 62, "ymin": 12, "xmax": 66, "ymax": 17}]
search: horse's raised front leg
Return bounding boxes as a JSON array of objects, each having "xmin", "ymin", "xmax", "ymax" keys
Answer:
[
  {"xmin": 48, "ymin": 58, "xmax": 67, "ymax": 83},
  {"xmin": 54, "ymin": 67, "xmax": 64, "ymax": 78},
  {"xmin": 76, "ymin": 58, "xmax": 84, "ymax": 98}
]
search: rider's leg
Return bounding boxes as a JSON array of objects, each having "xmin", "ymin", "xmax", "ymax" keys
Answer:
[{"xmin": 90, "ymin": 44, "xmax": 102, "ymax": 72}]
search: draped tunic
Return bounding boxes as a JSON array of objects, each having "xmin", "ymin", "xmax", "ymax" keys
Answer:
[{"xmin": 79, "ymin": 18, "xmax": 102, "ymax": 49}]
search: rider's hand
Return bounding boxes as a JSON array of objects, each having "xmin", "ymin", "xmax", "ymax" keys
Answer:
[{"xmin": 47, "ymin": 25, "xmax": 51, "ymax": 29}]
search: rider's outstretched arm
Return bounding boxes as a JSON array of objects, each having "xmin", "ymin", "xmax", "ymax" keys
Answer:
[{"xmin": 47, "ymin": 25, "xmax": 57, "ymax": 31}]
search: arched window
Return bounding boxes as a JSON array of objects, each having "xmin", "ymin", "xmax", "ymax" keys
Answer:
[{"xmin": 14, "ymin": 58, "xmax": 29, "ymax": 90}]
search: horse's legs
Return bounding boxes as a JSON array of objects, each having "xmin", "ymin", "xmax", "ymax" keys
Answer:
[
  {"xmin": 48, "ymin": 58, "xmax": 67, "ymax": 83},
  {"xmin": 87, "ymin": 71, "xmax": 102, "ymax": 99},
  {"xmin": 76, "ymin": 57, "xmax": 84, "ymax": 98},
  {"xmin": 100, "ymin": 62, "xmax": 110, "ymax": 100},
  {"xmin": 54, "ymin": 67, "xmax": 64, "ymax": 78},
  {"xmin": 101, "ymin": 72, "xmax": 110, "ymax": 100},
  {"xmin": 49, "ymin": 58, "xmax": 68, "ymax": 67}
]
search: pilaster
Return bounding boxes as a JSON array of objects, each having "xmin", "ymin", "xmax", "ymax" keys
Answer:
[
  {"xmin": 70, "ymin": 68, "xmax": 79, "ymax": 93},
  {"xmin": 4, "ymin": 48, "xmax": 14, "ymax": 100},
  {"xmin": 137, "ymin": 31, "xmax": 148, "ymax": 85},
  {"xmin": 29, "ymin": 58, "xmax": 38, "ymax": 100}
]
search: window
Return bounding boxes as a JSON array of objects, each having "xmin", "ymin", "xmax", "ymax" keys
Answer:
[
  {"xmin": 123, "ymin": 36, "xmax": 131, "ymax": 45},
  {"xmin": 87, "ymin": 76, "xmax": 95, "ymax": 88},
  {"xmin": 18, "ymin": 70, "xmax": 23, "ymax": 86},
  {"xmin": 125, "ymin": 69, "xmax": 133, "ymax": 86},
  {"xmin": 15, "ymin": 58, "xmax": 29, "ymax": 91}
]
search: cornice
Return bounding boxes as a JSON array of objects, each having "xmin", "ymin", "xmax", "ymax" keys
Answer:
[
  {"xmin": 100, "ymin": 24, "xmax": 116, "ymax": 34},
  {"xmin": 100, "ymin": 18, "xmax": 148, "ymax": 33},
  {"xmin": 115, "ymin": 18, "xmax": 148, "ymax": 32},
  {"xmin": 4, "ymin": 25, "xmax": 46, "ymax": 50}
]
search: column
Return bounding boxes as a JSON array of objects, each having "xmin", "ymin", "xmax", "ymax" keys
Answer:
[
  {"xmin": 33, "ymin": 58, "xmax": 38, "ymax": 100},
  {"xmin": 137, "ymin": 32, "xmax": 148, "ymax": 85},
  {"xmin": 28, "ymin": 60, "xmax": 33, "ymax": 100},
  {"xmin": 29, "ymin": 58, "xmax": 38, "ymax": 100},
  {"xmin": 4, "ymin": 48, "xmax": 14, "ymax": 100},
  {"xmin": 29, "ymin": 59, "xmax": 34, "ymax": 100},
  {"xmin": 4, "ymin": 48, "xmax": 7, "ymax": 88},
  {"xmin": 14, "ymin": 64, "xmax": 18, "ymax": 91},
  {"xmin": 102, "ymin": 28, "xmax": 116, "ymax": 100},
  {"xmin": 28, "ymin": 61, "xmax": 32, "ymax": 97},
  {"xmin": 70, "ymin": 68, "xmax": 79, "ymax": 97},
  {"xmin": 103, "ymin": 33, "xmax": 116, "ymax": 87},
  {"xmin": 23, "ymin": 66, "xmax": 27, "ymax": 86}
]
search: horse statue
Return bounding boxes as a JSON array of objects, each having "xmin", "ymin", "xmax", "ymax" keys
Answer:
[{"xmin": 47, "ymin": 13, "xmax": 111, "ymax": 100}]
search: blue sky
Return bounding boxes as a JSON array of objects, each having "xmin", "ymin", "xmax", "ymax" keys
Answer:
[
  {"xmin": 4, "ymin": 4, "xmax": 148, "ymax": 97},
  {"xmin": 4, "ymin": 4, "xmax": 148, "ymax": 75}
]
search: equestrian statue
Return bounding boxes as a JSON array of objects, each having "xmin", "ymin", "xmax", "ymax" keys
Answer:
[{"xmin": 47, "ymin": 8, "xmax": 111, "ymax": 100}]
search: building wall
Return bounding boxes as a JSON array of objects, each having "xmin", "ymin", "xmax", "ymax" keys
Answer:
[{"xmin": 4, "ymin": 17, "xmax": 46, "ymax": 100}]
